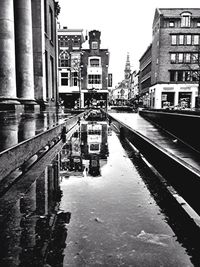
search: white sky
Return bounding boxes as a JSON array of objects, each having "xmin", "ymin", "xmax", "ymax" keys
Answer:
[{"xmin": 58, "ymin": 0, "xmax": 199, "ymax": 87}]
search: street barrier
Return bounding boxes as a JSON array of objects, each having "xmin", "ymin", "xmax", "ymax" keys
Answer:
[
  {"xmin": 101, "ymin": 109, "xmax": 200, "ymax": 216},
  {"xmin": 0, "ymin": 111, "xmax": 88, "ymax": 182}
]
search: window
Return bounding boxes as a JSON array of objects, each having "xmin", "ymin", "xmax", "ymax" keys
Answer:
[
  {"xmin": 179, "ymin": 35, "xmax": 184, "ymax": 45},
  {"xmin": 193, "ymin": 35, "xmax": 199, "ymax": 45},
  {"xmin": 185, "ymin": 53, "xmax": 191, "ymax": 63},
  {"xmin": 178, "ymin": 53, "xmax": 183, "ymax": 63},
  {"xmin": 185, "ymin": 71, "xmax": 191, "ymax": 81},
  {"xmin": 61, "ymin": 72, "xmax": 69, "ymax": 86},
  {"xmin": 181, "ymin": 13, "xmax": 191, "ymax": 27},
  {"xmin": 50, "ymin": 56, "xmax": 54, "ymax": 98},
  {"xmin": 191, "ymin": 71, "xmax": 198, "ymax": 81},
  {"xmin": 186, "ymin": 35, "xmax": 192, "ymax": 45},
  {"xmin": 170, "ymin": 53, "xmax": 176, "ymax": 63},
  {"xmin": 92, "ymin": 42, "xmax": 98, "ymax": 49},
  {"xmin": 49, "ymin": 7, "xmax": 54, "ymax": 42},
  {"xmin": 59, "ymin": 51, "xmax": 69, "ymax": 67},
  {"xmin": 177, "ymin": 71, "xmax": 183, "ymax": 81},
  {"xmin": 171, "ymin": 35, "xmax": 177, "ymax": 45},
  {"xmin": 88, "ymin": 75, "xmax": 101, "ymax": 84},
  {"xmin": 90, "ymin": 58, "xmax": 100, "ymax": 67},
  {"xmin": 45, "ymin": 50, "xmax": 48, "ymax": 98},
  {"xmin": 197, "ymin": 21, "xmax": 200, "ymax": 27},
  {"xmin": 169, "ymin": 21, "xmax": 174, "ymax": 27},
  {"xmin": 192, "ymin": 53, "xmax": 198, "ymax": 63},
  {"xmin": 170, "ymin": 70, "xmax": 176, "ymax": 81},
  {"xmin": 44, "ymin": 0, "xmax": 47, "ymax": 33},
  {"xmin": 71, "ymin": 72, "xmax": 78, "ymax": 86},
  {"xmin": 73, "ymin": 38, "xmax": 79, "ymax": 46}
]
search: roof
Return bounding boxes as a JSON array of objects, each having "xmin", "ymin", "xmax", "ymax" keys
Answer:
[
  {"xmin": 158, "ymin": 8, "xmax": 200, "ymax": 17},
  {"xmin": 153, "ymin": 8, "xmax": 200, "ymax": 27}
]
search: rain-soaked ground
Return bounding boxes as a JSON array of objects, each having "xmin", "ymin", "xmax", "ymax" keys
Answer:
[{"xmin": 0, "ymin": 113, "xmax": 200, "ymax": 266}]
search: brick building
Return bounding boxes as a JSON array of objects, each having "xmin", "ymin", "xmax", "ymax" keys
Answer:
[
  {"xmin": 81, "ymin": 30, "xmax": 109, "ymax": 108},
  {"xmin": 140, "ymin": 8, "xmax": 200, "ymax": 109},
  {"xmin": 57, "ymin": 27, "xmax": 85, "ymax": 108},
  {"xmin": 139, "ymin": 44, "xmax": 152, "ymax": 107}
]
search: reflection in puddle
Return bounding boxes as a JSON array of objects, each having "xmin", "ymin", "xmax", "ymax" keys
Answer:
[{"xmin": 60, "ymin": 118, "xmax": 110, "ymax": 179}]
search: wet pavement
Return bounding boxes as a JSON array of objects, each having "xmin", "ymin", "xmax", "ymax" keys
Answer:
[
  {"xmin": 110, "ymin": 111, "xmax": 200, "ymax": 171},
  {"xmin": 0, "ymin": 112, "xmax": 199, "ymax": 266}
]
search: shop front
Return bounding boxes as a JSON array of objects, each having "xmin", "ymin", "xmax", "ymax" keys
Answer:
[{"xmin": 83, "ymin": 91, "xmax": 108, "ymax": 108}]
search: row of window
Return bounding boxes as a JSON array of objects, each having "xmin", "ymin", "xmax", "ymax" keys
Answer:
[
  {"xmin": 171, "ymin": 34, "xmax": 200, "ymax": 45},
  {"xmin": 59, "ymin": 39, "xmax": 80, "ymax": 47},
  {"xmin": 166, "ymin": 20, "xmax": 200, "ymax": 28},
  {"xmin": 61, "ymin": 73, "xmax": 102, "ymax": 86},
  {"xmin": 169, "ymin": 70, "xmax": 199, "ymax": 82},
  {"xmin": 59, "ymin": 53, "xmax": 101, "ymax": 68},
  {"xmin": 170, "ymin": 52, "xmax": 199, "ymax": 64}
]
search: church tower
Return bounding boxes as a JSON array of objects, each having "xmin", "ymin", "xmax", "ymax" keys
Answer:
[{"xmin": 124, "ymin": 52, "xmax": 131, "ymax": 80}]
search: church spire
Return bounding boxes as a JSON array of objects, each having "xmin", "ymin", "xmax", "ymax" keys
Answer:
[{"xmin": 124, "ymin": 52, "xmax": 131, "ymax": 79}]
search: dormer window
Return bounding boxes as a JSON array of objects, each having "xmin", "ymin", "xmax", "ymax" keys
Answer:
[{"xmin": 181, "ymin": 12, "xmax": 191, "ymax": 27}]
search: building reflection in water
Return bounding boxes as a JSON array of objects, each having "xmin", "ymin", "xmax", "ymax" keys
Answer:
[
  {"xmin": 0, "ymin": 155, "xmax": 69, "ymax": 267},
  {"xmin": 60, "ymin": 118, "xmax": 109, "ymax": 178}
]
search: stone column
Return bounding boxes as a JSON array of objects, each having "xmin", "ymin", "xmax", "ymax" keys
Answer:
[
  {"xmin": 0, "ymin": 0, "xmax": 19, "ymax": 104},
  {"xmin": 14, "ymin": 0, "xmax": 35, "ymax": 103}
]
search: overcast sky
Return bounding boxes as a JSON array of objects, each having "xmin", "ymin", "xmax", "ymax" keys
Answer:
[{"xmin": 58, "ymin": 0, "xmax": 199, "ymax": 87}]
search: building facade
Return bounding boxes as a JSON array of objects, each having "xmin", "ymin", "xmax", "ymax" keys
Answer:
[
  {"xmin": 81, "ymin": 30, "xmax": 109, "ymax": 108},
  {"xmin": 0, "ymin": 0, "xmax": 59, "ymax": 111},
  {"xmin": 57, "ymin": 27, "xmax": 85, "ymax": 109},
  {"xmin": 139, "ymin": 44, "xmax": 152, "ymax": 107},
  {"xmin": 150, "ymin": 8, "xmax": 200, "ymax": 109}
]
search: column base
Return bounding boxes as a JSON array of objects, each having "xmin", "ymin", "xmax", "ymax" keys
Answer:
[
  {"xmin": 0, "ymin": 98, "xmax": 23, "ymax": 112},
  {"xmin": 19, "ymin": 99, "xmax": 40, "ymax": 112}
]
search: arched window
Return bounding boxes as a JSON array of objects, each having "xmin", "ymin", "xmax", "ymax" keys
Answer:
[
  {"xmin": 59, "ymin": 51, "xmax": 70, "ymax": 67},
  {"xmin": 181, "ymin": 12, "xmax": 191, "ymax": 27}
]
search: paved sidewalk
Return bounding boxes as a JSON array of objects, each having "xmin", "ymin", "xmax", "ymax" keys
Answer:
[{"xmin": 110, "ymin": 112, "xmax": 200, "ymax": 173}]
